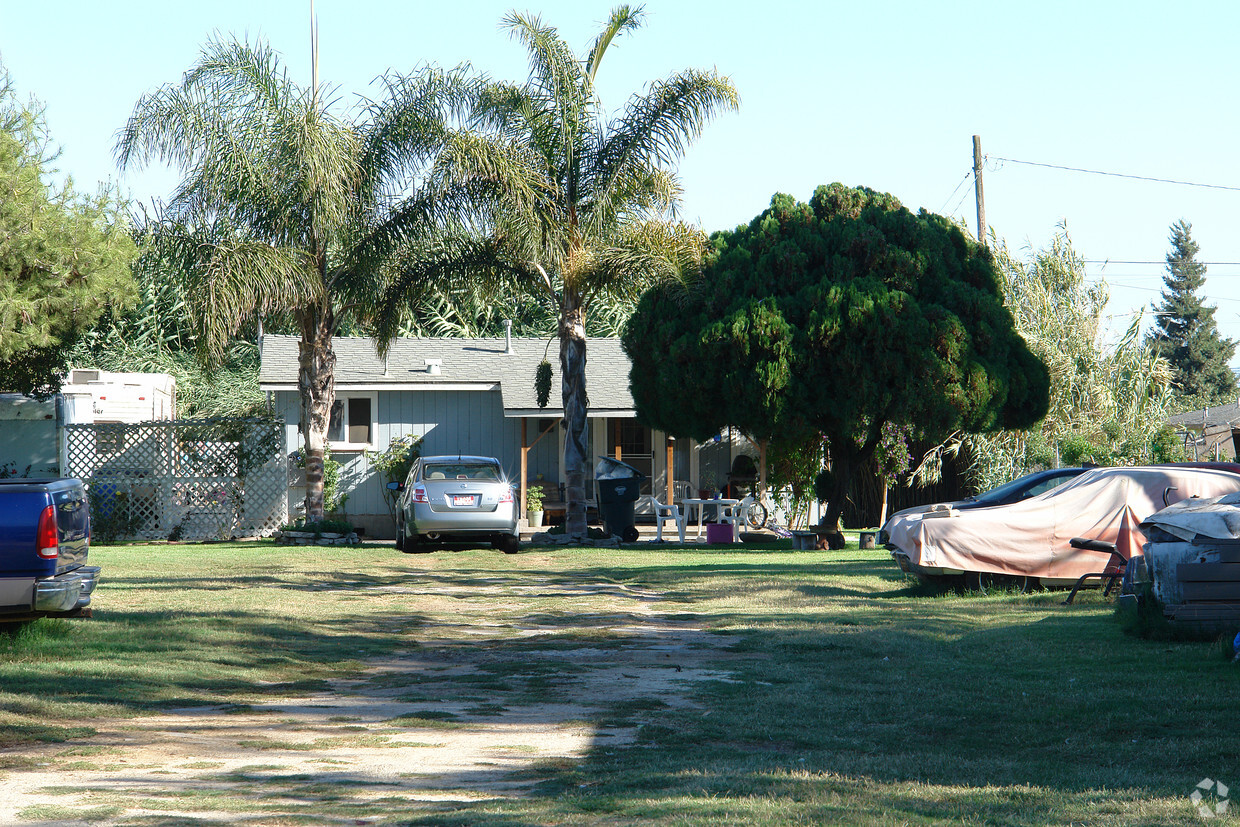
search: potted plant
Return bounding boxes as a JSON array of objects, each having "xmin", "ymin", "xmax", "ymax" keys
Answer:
[
  {"xmin": 698, "ymin": 471, "xmax": 717, "ymax": 500},
  {"xmin": 526, "ymin": 484, "xmax": 545, "ymax": 528}
]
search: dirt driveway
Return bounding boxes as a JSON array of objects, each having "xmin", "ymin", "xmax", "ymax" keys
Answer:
[{"xmin": 0, "ymin": 572, "xmax": 743, "ymax": 825}]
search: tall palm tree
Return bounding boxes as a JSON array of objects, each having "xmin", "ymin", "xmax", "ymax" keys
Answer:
[
  {"xmin": 376, "ymin": 6, "xmax": 738, "ymax": 538},
  {"xmin": 115, "ymin": 37, "xmax": 469, "ymax": 521}
]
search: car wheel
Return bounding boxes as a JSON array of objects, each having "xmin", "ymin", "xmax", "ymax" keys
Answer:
[
  {"xmin": 1005, "ymin": 575, "xmax": 1038, "ymax": 593},
  {"xmin": 395, "ymin": 524, "xmax": 405, "ymax": 551},
  {"xmin": 402, "ymin": 532, "xmax": 429, "ymax": 554},
  {"xmin": 497, "ymin": 535, "xmax": 520, "ymax": 554},
  {"xmin": 963, "ymin": 571, "xmax": 1036, "ymax": 593}
]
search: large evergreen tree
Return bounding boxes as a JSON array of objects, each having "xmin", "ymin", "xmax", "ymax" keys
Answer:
[
  {"xmin": 1147, "ymin": 220, "xmax": 1237, "ymax": 407},
  {"xmin": 624, "ymin": 185, "xmax": 1050, "ymax": 547}
]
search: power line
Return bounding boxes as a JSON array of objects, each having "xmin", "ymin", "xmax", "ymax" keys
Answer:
[
  {"xmin": 949, "ymin": 179, "xmax": 973, "ymax": 217},
  {"xmin": 1091, "ymin": 276, "xmax": 1240, "ymax": 282},
  {"xmin": 1085, "ymin": 259, "xmax": 1240, "ymax": 266},
  {"xmin": 1086, "ymin": 281, "xmax": 1240, "ymax": 304},
  {"xmin": 989, "ymin": 156, "xmax": 1240, "ymax": 193},
  {"xmin": 939, "ymin": 170, "xmax": 972, "ymax": 214}
]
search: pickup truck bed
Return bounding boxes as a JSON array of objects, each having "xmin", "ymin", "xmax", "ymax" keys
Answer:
[{"xmin": 0, "ymin": 478, "xmax": 99, "ymax": 619}]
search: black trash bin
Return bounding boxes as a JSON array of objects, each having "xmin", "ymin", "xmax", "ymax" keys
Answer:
[{"xmin": 595, "ymin": 456, "xmax": 646, "ymax": 542}]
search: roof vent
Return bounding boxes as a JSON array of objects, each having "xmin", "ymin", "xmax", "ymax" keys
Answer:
[
  {"xmin": 504, "ymin": 319, "xmax": 513, "ymax": 355},
  {"xmin": 425, "ymin": 359, "xmax": 442, "ymax": 376}
]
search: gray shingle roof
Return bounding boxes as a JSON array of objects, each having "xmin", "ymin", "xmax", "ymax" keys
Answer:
[
  {"xmin": 1169, "ymin": 399, "xmax": 1240, "ymax": 429},
  {"xmin": 258, "ymin": 335, "xmax": 635, "ymax": 414}
]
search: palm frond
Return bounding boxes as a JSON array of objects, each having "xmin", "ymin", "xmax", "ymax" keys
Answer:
[
  {"xmin": 593, "ymin": 68, "xmax": 737, "ymax": 210},
  {"xmin": 579, "ymin": 220, "xmax": 706, "ymax": 301},
  {"xmin": 360, "ymin": 64, "xmax": 478, "ymax": 200},
  {"xmin": 372, "ymin": 234, "xmax": 539, "ymax": 354},
  {"xmin": 501, "ymin": 11, "xmax": 588, "ymax": 120},
  {"xmin": 183, "ymin": 38, "xmax": 293, "ymax": 118},
  {"xmin": 117, "ymin": 35, "xmax": 364, "ymax": 256},
  {"xmin": 500, "ymin": 10, "xmax": 595, "ymax": 188},
  {"xmin": 585, "ymin": 5, "xmax": 645, "ymax": 83},
  {"xmin": 192, "ymin": 240, "xmax": 319, "ymax": 362}
]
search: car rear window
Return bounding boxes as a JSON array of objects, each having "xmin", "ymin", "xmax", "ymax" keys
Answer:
[{"xmin": 423, "ymin": 464, "xmax": 501, "ymax": 481}]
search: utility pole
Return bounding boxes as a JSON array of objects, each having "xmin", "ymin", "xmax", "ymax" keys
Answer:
[
  {"xmin": 972, "ymin": 135, "xmax": 986, "ymax": 246},
  {"xmin": 310, "ymin": 0, "xmax": 319, "ymax": 103}
]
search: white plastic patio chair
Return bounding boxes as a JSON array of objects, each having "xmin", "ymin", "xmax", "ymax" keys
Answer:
[
  {"xmin": 651, "ymin": 496, "xmax": 686, "ymax": 543},
  {"xmin": 720, "ymin": 495, "xmax": 755, "ymax": 542}
]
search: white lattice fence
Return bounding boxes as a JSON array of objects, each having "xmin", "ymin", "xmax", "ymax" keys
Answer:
[{"xmin": 65, "ymin": 419, "xmax": 288, "ymax": 542}]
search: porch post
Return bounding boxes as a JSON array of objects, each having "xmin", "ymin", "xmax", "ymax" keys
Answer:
[
  {"xmin": 520, "ymin": 418, "xmax": 528, "ymax": 516},
  {"xmin": 758, "ymin": 438, "xmax": 768, "ymax": 498},
  {"xmin": 666, "ymin": 437, "xmax": 675, "ymax": 505}
]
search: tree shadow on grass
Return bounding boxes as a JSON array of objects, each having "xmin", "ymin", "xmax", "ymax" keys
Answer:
[
  {"xmin": 0, "ymin": 608, "xmax": 435, "ymax": 716},
  {"xmin": 6, "ymin": 550, "xmax": 1228, "ymax": 825}
]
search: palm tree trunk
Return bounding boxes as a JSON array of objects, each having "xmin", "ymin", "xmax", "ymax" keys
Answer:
[
  {"xmin": 298, "ymin": 305, "xmax": 336, "ymax": 523},
  {"xmin": 560, "ymin": 293, "xmax": 590, "ymax": 539}
]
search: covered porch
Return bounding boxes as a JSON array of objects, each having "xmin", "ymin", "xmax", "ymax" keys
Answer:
[{"xmin": 511, "ymin": 412, "xmax": 752, "ymax": 526}]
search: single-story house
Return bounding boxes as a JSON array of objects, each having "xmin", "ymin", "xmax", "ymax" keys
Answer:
[
  {"xmin": 258, "ymin": 334, "xmax": 741, "ymax": 538},
  {"xmin": 1168, "ymin": 399, "xmax": 1240, "ymax": 461}
]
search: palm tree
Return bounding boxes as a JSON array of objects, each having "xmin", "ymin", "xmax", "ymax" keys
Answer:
[
  {"xmin": 115, "ymin": 37, "xmax": 469, "ymax": 521},
  {"xmin": 376, "ymin": 6, "xmax": 738, "ymax": 538}
]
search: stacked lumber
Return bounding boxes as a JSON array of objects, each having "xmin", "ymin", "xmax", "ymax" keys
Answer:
[{"xmin": 1169, "ymin": 543, "xmax": 1240, "ymax": 626}]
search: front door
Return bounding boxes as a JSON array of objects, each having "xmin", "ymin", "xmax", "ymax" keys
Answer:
[{"xmin": 610, "ymin": 419, "xmax": 653, "ymax": 495}]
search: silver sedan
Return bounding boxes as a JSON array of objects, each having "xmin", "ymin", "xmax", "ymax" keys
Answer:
[{"xmin": 389, "ymin": 455, "xmax": 519, "ymax": 554}]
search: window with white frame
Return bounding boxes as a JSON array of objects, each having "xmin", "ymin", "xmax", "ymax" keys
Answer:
[{"xmin": 327, "ymin": 393, "xmax": 376, "ymax": 449}]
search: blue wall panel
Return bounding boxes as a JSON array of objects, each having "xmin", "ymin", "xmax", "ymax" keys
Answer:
[{"xmin": 278, "ymin": 388, "xmax": 562, "ymax": 529}]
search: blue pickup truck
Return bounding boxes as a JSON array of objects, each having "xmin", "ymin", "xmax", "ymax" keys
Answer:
[{"xmin": 0, "ymin": 478, "xmax": 99, "ymax": 620}]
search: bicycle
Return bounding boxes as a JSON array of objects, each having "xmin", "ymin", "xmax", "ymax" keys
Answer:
[{"xmin": 736, "ymin": 493, "xmax": 770, "ymax": 530}]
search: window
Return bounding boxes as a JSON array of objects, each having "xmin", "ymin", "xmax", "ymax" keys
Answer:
[
  {"xmin": 327, "ymin": 394, "xmax": 376, "ymax": 449},
  {"xmin": 422, "ymin": 462, "xmax": 501, "ymax": 482}
]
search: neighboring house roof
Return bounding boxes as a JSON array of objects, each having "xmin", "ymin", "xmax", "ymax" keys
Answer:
[
  {"xmin": 1168, "ymin": 400, "xmax": 1240, "ymax": 430},
  {"xmin": 258, "ymin": 335, "xmax": 636, "ymax": 417}
]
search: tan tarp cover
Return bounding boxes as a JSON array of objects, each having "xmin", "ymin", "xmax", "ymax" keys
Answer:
[
  {"xmin": 1141, "ymin": 490, "xmax": 1240, "ymax": 542},
  {"xmin": 885, "ymin": 467, "xmax": 1240, "ymax": 580}
]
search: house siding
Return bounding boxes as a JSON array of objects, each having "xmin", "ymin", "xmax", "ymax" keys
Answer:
[{"xmin": 278, "ymin": 387, "xmax": 560, "ymax": 536}]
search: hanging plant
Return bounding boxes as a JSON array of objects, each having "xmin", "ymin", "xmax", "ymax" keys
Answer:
[{"xmin": 535, "ymin": 359, "xmax": 553, "ymax": 408}]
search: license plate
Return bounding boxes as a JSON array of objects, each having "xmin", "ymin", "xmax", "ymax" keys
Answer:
[{"xmin": 451, "ymin": 494, "xmax": 475, "ymax": 506}]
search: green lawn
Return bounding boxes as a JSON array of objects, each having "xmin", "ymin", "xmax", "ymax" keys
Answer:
[{"xmin": 1, "ymin": 538, "xmax": 1237, "ymax": 825}]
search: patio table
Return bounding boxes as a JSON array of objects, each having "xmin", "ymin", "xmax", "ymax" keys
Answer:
[{"xmin": 680, "ymin": 497, "xmax": 740, "ymax": 540}]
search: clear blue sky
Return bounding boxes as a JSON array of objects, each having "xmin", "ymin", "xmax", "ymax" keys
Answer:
[{"xmin": 5, "ymin": 1, "xmax": 1240, "ymax": 361}]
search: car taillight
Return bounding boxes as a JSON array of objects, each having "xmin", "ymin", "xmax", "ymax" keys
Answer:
[
  {"xmin": 499, "ymin": 488, "xmax": 514, "ymax": 504},
  {"xmin": 412, "ymin": 484, "xmax": 429, "ymax": 503},
  {"xmin": 36, "ymin": 504, "xmax": 59, "ymax": 560}
]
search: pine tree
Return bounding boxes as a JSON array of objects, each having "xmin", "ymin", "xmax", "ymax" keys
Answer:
[{"xmin": 1147, "ymin": 220, "xmax": 1238, "ymax": 408}]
